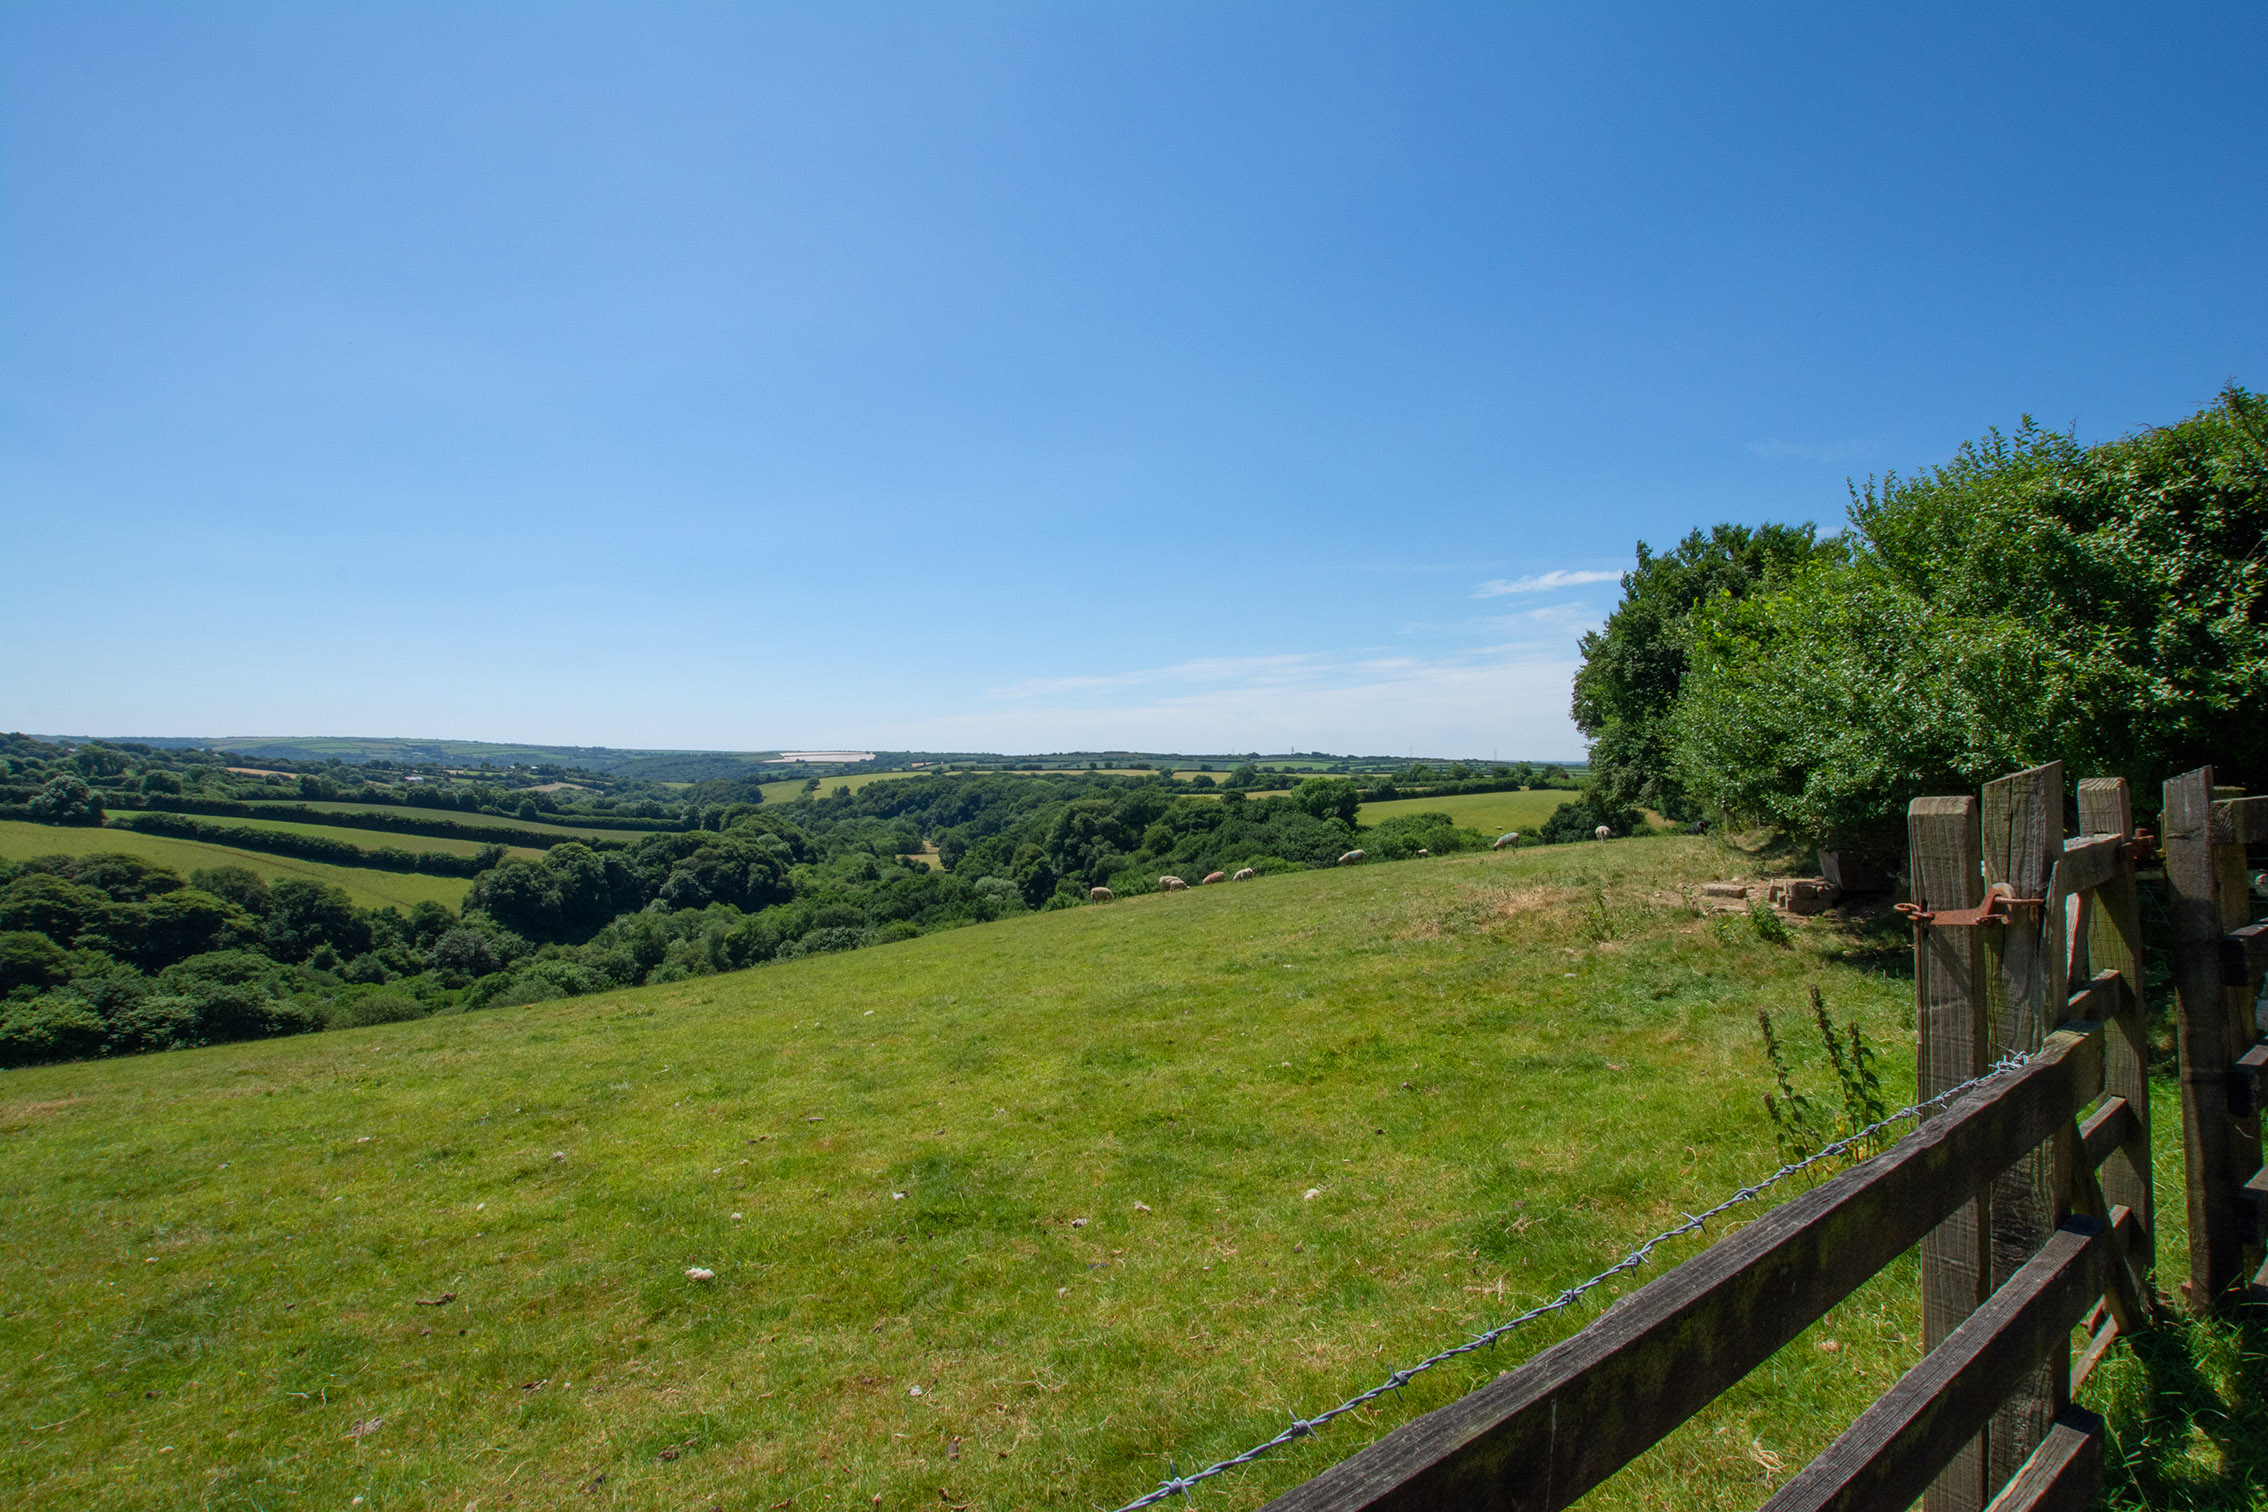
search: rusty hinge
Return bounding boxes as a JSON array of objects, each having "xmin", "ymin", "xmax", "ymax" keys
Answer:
[{"xmin": 1896, "ymin": 882, "xmax": 2045, "ymax": 929}]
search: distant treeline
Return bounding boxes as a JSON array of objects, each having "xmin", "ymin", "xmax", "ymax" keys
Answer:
[{"xmin": 109, "ymin": 812, "xmax": 507, "ymax": 878}]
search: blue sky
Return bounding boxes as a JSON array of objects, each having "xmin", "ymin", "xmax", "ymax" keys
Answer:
[{"xmin": 3, "ymin": 3, "xmax": 2262, "ymax": 758}]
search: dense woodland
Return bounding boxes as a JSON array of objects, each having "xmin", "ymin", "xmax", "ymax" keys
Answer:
[{"xmin": 1, "ymin": 736, "xmax": 1581, "ymax": 1068}]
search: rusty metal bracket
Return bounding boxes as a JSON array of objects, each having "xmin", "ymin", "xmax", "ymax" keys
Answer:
[{"xmin": 1896, "ymin": 881, "xmax": 2044, "ymax": 929}]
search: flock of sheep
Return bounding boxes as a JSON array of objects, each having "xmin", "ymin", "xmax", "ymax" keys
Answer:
[{"xmin": 1084, "ymin": 826, "xmax": 1566, "ymax": 903}]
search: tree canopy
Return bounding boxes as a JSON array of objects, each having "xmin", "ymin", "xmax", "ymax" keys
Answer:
[{"xmin": 1598, "ymin": 386, "xmax": 2268, "ymax": 845}]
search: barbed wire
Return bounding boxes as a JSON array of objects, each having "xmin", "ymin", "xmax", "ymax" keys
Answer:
[{"xmin": 1111, "ymin": 1049, "xmax": 2037, "ymax": 1511}]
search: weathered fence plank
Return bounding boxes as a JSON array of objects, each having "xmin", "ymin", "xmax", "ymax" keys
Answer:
[
  {"xmin": 1980, "ymin": 762, "xmax": 2064, "ymax": 1482},
  {"xmin": 2076, "ymin": 778, "xmax": 2152, "ymax": 1267},
  {"xmin": 1910, "ymin": 794, "xmax": 1994, "ymax": 1512},
  {"xmin": 1756, "ymin": 1219, "xmax": 2106, "ymax": 1512},
  {"xmin": 1980, "ymin": 1408, "xmax": 2105, "ymax": 1512},
  {"xmin": 2078, "ymin": 1097, "xmax": 2133, "ymax": 1172},
  {"xmin": 2209, "ymin": 793, "xmax": 2268, "ymax": 845},
  {"xmin": 2226, "ymin": 921, "xmax": 2268, "ymax": 988},
  {"xmin": 2164, "ymin": 767, "xmax": 2263, "ymax": 1308},
  {"xmin": 2050, "ymin": 833, "xmax": 2124, "ymax": 898},
  {"xmin": 1257, "ymin": 1027, "xmax": 2105, "ymax": 1512}
]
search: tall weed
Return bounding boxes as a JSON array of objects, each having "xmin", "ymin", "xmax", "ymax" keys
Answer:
[{"xmin": 1757, "ymin": 986, "xmax": 1891, "ymax": 1169}]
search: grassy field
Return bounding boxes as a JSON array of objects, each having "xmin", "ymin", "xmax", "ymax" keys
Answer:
[
  {"xmin": 106, "ymin": 812, "xmax": 543, "ymax": 863},
  {"xmin": 0, "ymin": 838, "xmax": 2229, "ymax": 1510},
  {"xmin": 0, "ymin": 821, "xmax": 472, "ymax": 913},
  {"xmin": 285, "ymin": 803, "xmax": 670, "ymax": 842},
  {"xmin": 1355, "ymin": 789, "xmax": 1576, "ymax": 835},
  {"xmin": 756, "ymin": 771, "xmax": 932, "ymax": 804}
]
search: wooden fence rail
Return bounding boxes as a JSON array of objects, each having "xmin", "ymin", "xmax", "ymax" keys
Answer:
[
  {"xmin": 1261, "ymin": 765, "xmax": 2182, "ymax": 1512},
  {"xmin": 2163, "ymin": 766, "xmax": 2268, "ymax": 1308},
  {"xmin": 1261, "ymin": 1013, "xmax": 2125, "ymax": 1512}
]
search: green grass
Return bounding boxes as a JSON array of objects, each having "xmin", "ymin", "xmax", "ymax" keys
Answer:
[
  {"xmin": 1355, "ymin": 789, "xmax": 1576, "ymax": 835},
  {"xmin": 0, "ymin": 821, "xmax": 472, "ymax": 913},
  {"xmin": 0, "ymin": 837, "xmax": 2234, "ymax": 1510},
  {"xmin": 285, "ymin": 802, "xmax": 670, "ymax": 841},
  {"xmin": 106, "ymin": 811, "xmax": 544, "ymax": 863},
  {"xmin": 0, "ymin": 837, "xmax": 1939, "ymax": 1511}
]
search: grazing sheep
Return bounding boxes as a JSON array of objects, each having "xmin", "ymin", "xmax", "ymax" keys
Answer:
[
  {"xmin": 1492, "ymin": 832, "xmax": 1520, "ymax": 850},
  {"xmin": 1416, "ymin": 848, "xmax": 1430, "ymax": 857},
  {"xmin": 1232, "ymin": 867, "xmax": 1256, "ymax": 881},
  {"xmin": 1159, "ymin": 875, "xmax": 1189, "ymax": 891},
  {"xmin": 1089, "ymin": 886, "xmax": 1115, "ymax": 903},
  {"xmin": 1594, "ymin": 825, "xmax": 1610, "ymax": 841},
  {"xmin": 1200, "ymin": 871, "xmax": 1227, "ymax": 885},
  {"xmin": 1337, "ymin": 849, "xmax": 1366, "ymax": 865}
]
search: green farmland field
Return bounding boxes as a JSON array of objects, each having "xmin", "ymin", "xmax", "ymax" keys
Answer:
[
  {"xmin": 106, "ymin": 811, "xmax": 544, "ymax": 863},
  {"xmin": 1355, "ymin": 788, "xmax": 1575, "ymax": 835},
  {"xmin": 285, "ymin": 802, "xmax": 671, "ymax": 842},
  {"xmin": 0, "ymin": 821, "xmax": 472, "ymax": 913}
]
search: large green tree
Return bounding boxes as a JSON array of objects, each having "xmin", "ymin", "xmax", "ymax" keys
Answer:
[
  {"xmin": 1570, "ymin": 523, "xmax": 1826, "ymax": 818},
  {"xmin": 1673, "ymin": 386, "xmax": 2268, "ymax": 844}
]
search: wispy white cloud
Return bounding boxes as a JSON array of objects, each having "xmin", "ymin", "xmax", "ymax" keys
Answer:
[
  {"xmin": 989, "ymin": 654, "xmax": 1318, "ymax": 700},
  {"xmin": 882, "ymin": 647, "xmax": 1586, "ymax": 759},
  {"xmin": 1746, "ymin": 438, "xmax": 1873, "ymax": 463},
  {"xmin": 1471, "ymin": 569, "xmax": 1623, "ymax": 598}
]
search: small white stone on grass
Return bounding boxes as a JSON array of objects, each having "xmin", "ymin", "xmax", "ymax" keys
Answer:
[
  {"xmin": 907, "ymin": 1384, "xmax": 923, "ymax": 1396},
  {"xmin": 731, "ymin": 1212, "xmax": 743, "ymax": 1221},
  {"xmin": 685, "ymin": 1267, "xmax": 716, "ymax": 1282},
  {"xmin": 1071, "ymin": 1217, "xmax": 1088, "ymax": 1228},
  {"xmin": 1303, "ymin": 1188, "xmax": 1321, "ymax": 1200}
]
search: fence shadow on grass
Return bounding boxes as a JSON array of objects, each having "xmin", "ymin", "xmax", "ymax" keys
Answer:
[{"xmin": 2091, "ymin": 1304, "xmax": 2268, "ymax": 1509}]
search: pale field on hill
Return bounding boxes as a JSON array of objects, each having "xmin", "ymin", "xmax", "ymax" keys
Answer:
[
  {"xmin": 0, "ymin": 821, "xmax": 473, "ymax": 912},
  {"xmin": 1354, "ymin": 789, "xmax": 1575, "ymax": 835}
]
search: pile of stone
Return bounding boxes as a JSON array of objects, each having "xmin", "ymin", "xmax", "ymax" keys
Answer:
[{"xmin": 1699, "ymin": 877, "xmax": 1843, "ymax": 916}]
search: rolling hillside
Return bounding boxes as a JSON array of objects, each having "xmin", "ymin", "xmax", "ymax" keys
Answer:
[{"xmin": 1, "ymin": 839, "xmax": 1965, "ymax": 1510}]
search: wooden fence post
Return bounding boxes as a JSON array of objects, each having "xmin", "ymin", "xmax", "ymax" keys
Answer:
[
  {"xmin": 2164, "ymin": 766, "xmax": 2263, "ymax": 1308},
  {"xmin": 1980, "ymin": 762, "xmax": 2064, "ymax": 1489},
  {"xmin": 2077, "ymin": 778, "xmax": 2153, "ymax": 1273},
  {"xmin": 1910, "ymin": 794, "xmax": 1991, "ymax": 1512}
]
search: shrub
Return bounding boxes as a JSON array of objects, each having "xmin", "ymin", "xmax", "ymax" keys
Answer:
[
  {"xmin": 327, "ymin": 991, "xmax": 427, "ymax": 1029},
  {"xmin": 1538, "ymin": 795, "xmax": 1644, "ymax": 844},
  {"xmin": 0, "ymin": 993, "xmax": 108, "ymax": 1066},
  {"xmin": 0, "ymin": 930, "xmax": 72, "ymax": 992}
]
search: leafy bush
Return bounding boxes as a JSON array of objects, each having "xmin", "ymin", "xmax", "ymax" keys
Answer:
[
  {"xmin": 1537, "ymin": 795, "xmax": 1644, "ymax": 844},
  {"xmin": 0, "ymin": 993, "xmax": 108, "ymax": 1066},
  {"xmin": 1673, "ymin": 388, "xmax": 2267, "ymax": 843},
  {"xmin": 327, "ymin": 991, "xmax": 427, "ymax": 1029}
]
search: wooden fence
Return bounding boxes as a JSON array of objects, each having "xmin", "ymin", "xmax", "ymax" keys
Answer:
[
  {"xmin": 2162, "ymin": 766, "xmax": 2268, "ymax": 1308},
  {"xmin": 1255, "ymin": 761, "xmax": 2268, "ymax": 1512}
]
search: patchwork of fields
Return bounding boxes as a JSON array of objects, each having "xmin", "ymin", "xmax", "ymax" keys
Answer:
[
  {"xmin": 0, "ymin": 820, "xmax": 473, "ymax": 912},
  {"xmin": 105, "ymin": 810, "xmax": 545, "ymax": 862},
  {"xmin": 283, "ymin": 802, "xmax": 670, "ymax": 843},
  {"xmin": 1, "ymin": 837, "xmax": 1987, "ymax": 1511}
]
